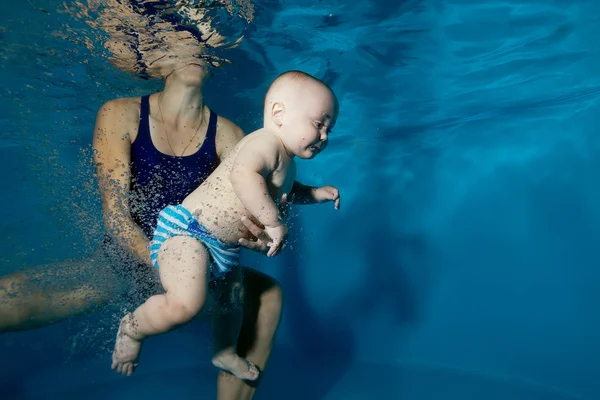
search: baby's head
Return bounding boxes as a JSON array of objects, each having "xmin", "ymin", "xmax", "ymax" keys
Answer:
[{"xmin": 263, "ymin": 71, "xmax": 338, "ymax": 159}]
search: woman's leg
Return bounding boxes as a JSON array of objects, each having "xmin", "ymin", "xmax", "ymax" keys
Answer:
[
  {"xmin": 211, "ymin": 268, "xmax": 259, "ymax": 381},
  {"xmin": 217, "ymin": 267, "xmax": 284, "ymax": 400},
  {"xmin": 0, "ymin": 246, "xmax": 123, "ymax": 332}
]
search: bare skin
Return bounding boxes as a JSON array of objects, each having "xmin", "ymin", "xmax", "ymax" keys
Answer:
[
  {"xmin": 96, "ymin": 59, "xmax": 265, "ymax": 382},
  {"xmin": 111, "ymin": 72, "xmax": 342, "ymax": 380},
  {"xmin": 1, "ymin": 2, "xmax": 287, "ymax": 398},
  {"xmin": 0, "ymin": 60, "xmax": 285, "ymax": 400}
]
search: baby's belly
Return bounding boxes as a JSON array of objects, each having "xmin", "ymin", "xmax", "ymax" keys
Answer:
[{"xmin": 182, "ymin": 191, "xmax": 250, "ymax": 245}]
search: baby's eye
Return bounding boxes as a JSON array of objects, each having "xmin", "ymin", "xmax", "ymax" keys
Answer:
[{"xmin": 314, "ymin": 122, "xmax": 324, "ymax": 129}]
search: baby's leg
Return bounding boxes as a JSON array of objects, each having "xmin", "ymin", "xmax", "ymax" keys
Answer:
[
  {"xmin": 112, "ymin": 235, "xmax": 210, "ymax": 376},
  {"xmin": 211, "ymin": 270, "xmax": 260, "ymax": 381}
]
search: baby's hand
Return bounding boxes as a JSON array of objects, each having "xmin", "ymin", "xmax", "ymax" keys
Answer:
[
  {"xmin": 264, "ymin": 222, "xmax": 288, "ymax": 257},
  {"xmin": 312, "ymin": 186, "xmax": 341, "ymax": 210}
]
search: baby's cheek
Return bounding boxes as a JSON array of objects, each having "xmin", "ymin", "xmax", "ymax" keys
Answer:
[{"xmin": 299, "ymin": 134, "xmax": 311, "ymax": 144}]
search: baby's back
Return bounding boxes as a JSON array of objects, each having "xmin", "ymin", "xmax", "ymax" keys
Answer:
[{"xmin": 181, "ymin": 130, "xmax": 295, "ymax": 244}]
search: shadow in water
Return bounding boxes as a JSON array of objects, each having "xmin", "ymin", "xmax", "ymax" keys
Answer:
[
  {"xmin": 276, "ymin": 215, "xmax": 357, "ymax": 399},
  {"xmin": 345, "ymin": 165, "xmax": 433, "ymax": 327}
]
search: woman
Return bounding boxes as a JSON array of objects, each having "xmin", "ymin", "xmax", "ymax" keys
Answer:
[
  {"xmin": 94, "ymin": 51, "xmax": 286, "ymax": 397},
  {"xmin": 0, "ymin": 58, "xmax": 283, "ymax": 400},
  {"xmin": 0, "ymin": 3, "xmax": 286, "ymax": 399}
]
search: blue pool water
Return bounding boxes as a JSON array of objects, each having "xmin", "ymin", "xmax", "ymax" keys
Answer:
[{"xmin": 1, "ymin": 0, "xmax": 600, "ymax": 399}]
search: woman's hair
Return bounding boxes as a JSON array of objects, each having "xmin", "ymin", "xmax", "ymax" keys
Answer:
[{"xmin": 70, "ymin": 0, "xmax": 254, "ymax": 79}]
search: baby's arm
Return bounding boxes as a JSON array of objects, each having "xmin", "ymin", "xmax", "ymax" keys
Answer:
[
  {"xmin": 230, "ymin": 135, "xmax": 287, "ymax": 256},
  {"xmin": 289, "ymin": 181, "xmax": 340, "ymax": 209},
  {"xmin": 290, "ymin": 181, "xmax": 317, "ymax": 204},
  {"xmin": 230, "ymin": 135, "xmax": 280, "ymax": 226}
]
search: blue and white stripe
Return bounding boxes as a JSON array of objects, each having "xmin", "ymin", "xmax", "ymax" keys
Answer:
[{"xmin": 150, "ymin": 205, "xmax": 240, "ymax": 278}]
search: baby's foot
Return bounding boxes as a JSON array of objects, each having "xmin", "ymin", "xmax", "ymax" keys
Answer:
[
  {"xmin": 212, "ymin": 353, "xmax": 260, "ymax": 381},
  {"xmin": 111, "ymin": 314, "xmax": 142, "ymax": 376}
]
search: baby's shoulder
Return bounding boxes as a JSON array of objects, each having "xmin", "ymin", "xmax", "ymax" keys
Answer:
[{"xmin": 242, "ymin": 129, "xmax": 281, "ymax": 149}]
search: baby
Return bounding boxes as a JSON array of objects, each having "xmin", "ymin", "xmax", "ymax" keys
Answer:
[{"xmin": 111, "ymin": 70, "xmax": 340, "ymax": 379}]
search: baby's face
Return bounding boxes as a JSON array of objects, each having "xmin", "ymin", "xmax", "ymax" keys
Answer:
[{"xmin": 282, "ymin": 84, "xmax": 338, "ymax": 159}]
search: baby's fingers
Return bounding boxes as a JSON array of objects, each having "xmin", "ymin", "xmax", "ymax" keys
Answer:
[
  {"xmin": 267, "ymin": 239, "xmax": 281, "ymax": 257},
  {"xmin": 334, "ymin": 196, "xmax": 340, "ymax": 210}
]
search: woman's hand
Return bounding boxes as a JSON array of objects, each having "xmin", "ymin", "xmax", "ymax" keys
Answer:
[
  {"xmin": 264, "ymin": 222, "xmax": 288, "ymax": 257},
  {"xmin": 238, "ymin": 193, "xmax": 292, "ymax": 254}
]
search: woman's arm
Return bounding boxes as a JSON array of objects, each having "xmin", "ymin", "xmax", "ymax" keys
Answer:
[
  {"xmin": 92, "ymin": 98, "xmax": 152, "ymax": 265},
  {"xmin": 215, "ymin": 115, "xmax": 245, "ymax": 161}
]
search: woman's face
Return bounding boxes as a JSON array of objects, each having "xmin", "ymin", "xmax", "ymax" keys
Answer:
[
  {"xmin": 143, "ymin": 27, "xmax": 210, "ymax": 83},
  {"xmin": 96, "ymin": 0, "xmax": 245, "ymax": 80}
]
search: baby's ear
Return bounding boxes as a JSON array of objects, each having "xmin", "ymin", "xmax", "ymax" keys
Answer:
[{"xmin": 271, "ymin": 102, "xmax": 285, "ymax": 126}]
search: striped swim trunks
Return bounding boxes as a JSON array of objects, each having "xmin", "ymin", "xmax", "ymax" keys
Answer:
[{"xmin": 150, "ymin": 205, "xmax": 241, "ymax": 279}]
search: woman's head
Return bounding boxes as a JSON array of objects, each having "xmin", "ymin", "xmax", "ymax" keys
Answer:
[
  {"xmin": 89, "ymin": 0, "xmax": 251, "ymax": 81},
  {"xmin": 136, "ymin": 27, "xmax": 212, "ymax": 84}
]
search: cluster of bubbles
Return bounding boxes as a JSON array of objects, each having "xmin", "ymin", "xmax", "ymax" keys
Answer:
[{"xmin": 1, "ymin": 0, "xmax": 256, "ymax": 354}]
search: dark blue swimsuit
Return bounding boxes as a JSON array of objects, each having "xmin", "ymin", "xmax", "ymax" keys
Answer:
[
  {"xmin": 129, "ymin": 95, "xmax": 219, "ymax": 238},
  {"xmin": 104, "ymin": 95, "xmax": 220, "ymax": 301}
]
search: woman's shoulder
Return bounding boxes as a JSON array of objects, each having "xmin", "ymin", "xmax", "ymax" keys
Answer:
[
  {"xmin": 98, "ymin": 96, "xmax": 142, "ymax": 116},
  {"xmin": 94, "ymin": 96, "xmax": 144, "ymax": 134},
  {"xmin": 215, "ymin": 113, "xmax": 244, "ymax": 140},
  {"xmin": 213, "ymin": 113, "xmax": 245, "ymax": 160}
]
